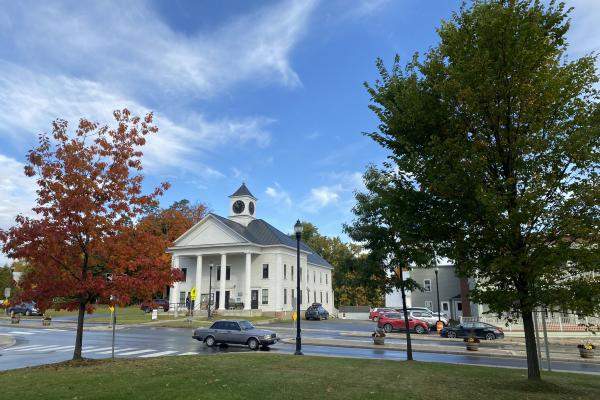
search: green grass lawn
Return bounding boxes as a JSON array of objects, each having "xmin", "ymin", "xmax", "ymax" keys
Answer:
[{"xmin": 0, "ymin": 354, "xmax": 597, "ymax": 400}]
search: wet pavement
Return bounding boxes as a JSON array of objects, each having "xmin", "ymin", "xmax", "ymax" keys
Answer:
[{"xmin": 1, "ymin": 323, "xmax": 599, "ymax": 375}]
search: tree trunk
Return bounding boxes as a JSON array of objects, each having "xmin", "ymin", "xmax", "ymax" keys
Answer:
[
  {"xmin": 459, "ymin": 277, "xmax": 472, "ymax": 317},
  {"xmin": 399, "ymin": 276, "xmax": 413, "ymax": 361},
  {"xmin": 72, "ymin": 301, "xmax": 86, "ymax": 360},
  {"xmin": 522, "ymin": 309, "xmax": 541, "ymax": 380}
]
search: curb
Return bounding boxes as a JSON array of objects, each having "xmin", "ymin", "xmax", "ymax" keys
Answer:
[{"xmin": 280, "ymin": 338, "xmax": 600, "ymax": 365}]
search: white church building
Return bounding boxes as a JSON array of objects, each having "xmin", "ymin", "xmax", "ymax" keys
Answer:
[{"xmin": 166, "ymin": 184, "xmax": 334, "ymax": 315}]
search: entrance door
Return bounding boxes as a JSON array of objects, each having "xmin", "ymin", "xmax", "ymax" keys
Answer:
[
  {"xmin": 215, "ymin": 291, "xmax": 220, "ymax": 309},
  {"xmin": 251, "ymin": 290, "xmax": 259, "ymax": 309},
  {"xmin": 225, "ymin": 291, "xmax": 230, "ymax": 309}
]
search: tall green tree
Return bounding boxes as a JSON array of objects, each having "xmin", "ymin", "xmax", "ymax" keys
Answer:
[
  {"xmin": 365, "ymin": 0, "xmax": 600, "ymax": 379},
  {"xmin": 345, "ymin": 167, "xmax": 430, "ymax": 361}
]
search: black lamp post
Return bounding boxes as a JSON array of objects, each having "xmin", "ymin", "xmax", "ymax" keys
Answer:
[
  {"xmin": 294, "ymin": 219, "xmax": 303, "ymax": 356},
  {"xmin": 434, "ymin": 267, "xmax": 441, "ymax": 322},
  {"xmin": 208, "ymin": 264, "xmax": 213, "ymax": 320}
]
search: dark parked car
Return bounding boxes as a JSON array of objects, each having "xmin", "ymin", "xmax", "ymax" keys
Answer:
[
  {"xmin": 7, "ymin": 301, "xmax": 42, "ymax": 316},
  {"xmin": 441, "ymin": 322, "xmax": 505, "ymax": 340},
  {"xmin": 140, "ymin": 299, "xmax": 170, "ymax": 313},
  {"xmin": 305, "ymin": 303, "xmax": 329, "ymax": 320},
  {"xmin": 193, "ymin": 320, "xmax": 279, "ymax": 350}
]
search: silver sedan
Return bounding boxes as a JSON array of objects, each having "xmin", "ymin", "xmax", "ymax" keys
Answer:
[{"xmin": 193, "ymin": 319, "xmax": 279, "ymax": 350}]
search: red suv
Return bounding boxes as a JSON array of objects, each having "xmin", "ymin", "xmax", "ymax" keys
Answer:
[
  {"xmin": 369, "ymin": 308, "xmax": 395, "ymax": 322},
  {"xmin": 377, "ymin": 312, "xmax": 429, "ymax": 334}
]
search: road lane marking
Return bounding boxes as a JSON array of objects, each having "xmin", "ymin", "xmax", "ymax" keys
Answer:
[
  {"xmin": 7, "ymin": 331, "xmax": 36, "ymax": 335},
  {"xmin": 95, "ymin": 347, "xmax": 136, "ymax": 355},
  {"xmin": 45, "ymin": 346, "xmax": 75, "ymax": 351},
  {"xmin": 118, "ymin": 349, "xmax": 156, "ymax": 356},
  {"xmin": 139, "ymin": 350, "xmax": 178, "ymax": 358},
  {"xmin": 83, "ymin": 347, "xmax": 114, "ymax": 353},
  {"xmin": 30, "ymin": 345, "xmax": 69, "ymax": 352},
  {"xmin": 178, "ymin": 352, "xmax": 198, "ymax": 356},
  {"xmin": 6, "ymin": 345, "xmax": 48, "ymax": 351}
]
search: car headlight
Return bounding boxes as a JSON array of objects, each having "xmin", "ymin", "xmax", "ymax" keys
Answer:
[{"xmin": 264, "ymin": 334, "xmax": 272, "ymax": 340}]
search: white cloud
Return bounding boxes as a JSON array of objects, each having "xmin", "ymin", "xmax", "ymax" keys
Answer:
[
  {"xmin": 0, "ymin": 154, "xmax": 37, "ymax": 265},
  {"xmin": 265, "ymin": 184, "xmax": 293, "ymax": 207},
  {"xmin": 301, "ymin": 185, "xmax": 342, "ymax": 213},
  {"xmin": 0, "ymin": 63, "xmax": 272, "ymax": 178},
  {"xmin": 0, "ymin": 0, "xmax": 316, "ymax": 99}
]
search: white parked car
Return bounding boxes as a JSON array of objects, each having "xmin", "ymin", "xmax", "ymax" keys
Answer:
[{"xmin": 407, "ymin": 309, "xmax": 448, "ymax": 327}]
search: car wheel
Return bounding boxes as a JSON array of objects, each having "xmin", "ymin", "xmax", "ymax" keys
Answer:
[
  {"xmin": 205, "ymin": 336, "xmax": 216, "ymax": 347},
  {"xmin": 485, "ymin": 332, "xmax": 496, "ymax": 340},
  {"xmin": 383, "ymin": 323, "xmax": 393, "ymax": 333},
  {"xmin": 247, "ymin": 338, "xmax": 260, "ymax": 351},
  {"xmin": 415, "ymin": 325, "xmax": 426, "ymax": 334},
  {"xmin": 447, "ymin": 331, "xmax": 457, "ymax": 338}
]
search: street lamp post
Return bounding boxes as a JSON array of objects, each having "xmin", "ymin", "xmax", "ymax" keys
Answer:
[
  {"xmin": 294, "ymin": 220, "xmax": 303, "ymax": 356},
  {"xmin": 208, "ymin": 264, "xmax": 213, "ymax": 320},
  {"xmin": 434, "ymin": 267, "xmax": 441, "ymax": 323}
]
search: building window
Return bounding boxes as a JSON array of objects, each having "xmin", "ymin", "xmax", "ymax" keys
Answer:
[
  {"xmin": 284, "ymin": 288, "xmax": 287, "ymax": 304},
  {"xmin": 307, "ymin": 269, "xmax": 309, "ymax": 282},
  {"xmin": 325, "ymin": 274, "xmax": 328, "ymax": 285},
  {"xmin": 179, "ymin": 291, "xmax": 186, "ymax": 304},
  {"xmin": 442, "ymin": 301, "xmax": 450, "ymax": 312},
  {"xmin": 291, "ymin": 266, "xmax": 294, "ymax": 281},
  {"xmin": 262, "ymin": 289, "xmax": 268, "ymax": 304},
  {"xmin": 181, "ymin": 268, "xmax": 187, "ymax": 282},
  {"xmin": 457, "ymin": 302, "xmax": 463, "ymax": 311},
  {"xmin": 291, "ymin": 289, "xmax": 295, "ymax": 304},
  {"xmin": 216, "ymin": 267, "xmax": 221, "ymax": 281},
  {"xmin": 423, "ymin": 279, "xmax": 432, "ymax": 292},
  {"xmin": 320, "ymin": 292, "xmax": 323, "ymax": 303},
  {"xmin": 299, "ymin": 290, "xmax": 302, "ymax": 304},
  {"xmin": 307, "ymin": 290, "xmax": 310, "ymax": 303},
  {"xmin": 320, "ymin": 273, "xmax": 322, "ymax": 284},
  {"xmin": 313, "ymin": 271, "xmax": 315, "ymax": 283},
  {"xmin": 326, "ymin": 292, "xmax": 329, "ymax": 304},
  {"xmin": 284, "ymin": 264, "xmax": 287, "ymax": 280},
  {"xmin": 262, "ymin": 264, "xmax": 269, "ymax": 279},
  {"xmin": 226, "ymin": 266, "xmax": 230, "ymax": 280},
  {"xmin": 425, "ymin": 300, "xmax": 433, "ymax": 310},
  {"xmin": 314, "ymin": 290, "xmax": 316, "ymax": 303}
]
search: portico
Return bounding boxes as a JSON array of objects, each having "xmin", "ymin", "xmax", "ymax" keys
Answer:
[{"xmin": 166, "ymin": 184, "xmax": 334, "ymax": 315}]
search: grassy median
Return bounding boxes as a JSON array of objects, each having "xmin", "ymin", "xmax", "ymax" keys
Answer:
[{"xmin": 0, "ymin": 354, "xmax": 598, "ymax": 400}]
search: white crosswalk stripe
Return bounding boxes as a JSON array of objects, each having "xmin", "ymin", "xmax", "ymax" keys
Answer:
[
  {"xmin": 118, "ymin": 349, "xmax": 156, "ymax": 356},
  {"xmin": 7, "ymin": 344, "xmax": 47, "ymax": 351},
  {"xmin": 7, "ymin": 331, "xmax": 36, "ymax": 335},
  {"xmin": 139, "ymin": 350, "xmax": 178, "ymax": 358},
  {"xmin": 95, "ymin": 347, "xmax": 136, "ymax": 355},
  {"xmin": 178, "ymin": 352, "xmax": 198, "ymax": 356},
  {"xmin": 83, "ymin": 347, "xmax": 114, "ymax": 353},
  {"xmin": 30, "ymin": 345, "xmax": 69, "ymax": 352}
]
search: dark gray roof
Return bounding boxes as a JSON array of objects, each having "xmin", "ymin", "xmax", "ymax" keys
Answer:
[
  {"xmin": 210, "ymin": 213, "xmax": 333, "ymax": 269},
  {"xmin": 229, "ymin": 183, "xmax": 256, "ymax": 199}
]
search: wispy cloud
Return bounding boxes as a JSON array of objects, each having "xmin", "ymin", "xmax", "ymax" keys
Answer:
[
  {"xmin": 301, "ymin": 185, "xmax": 342, "ymax": 213},
  {"xmin": 265, "ymin": 183, "xmax": 293, "ymax": 207}
]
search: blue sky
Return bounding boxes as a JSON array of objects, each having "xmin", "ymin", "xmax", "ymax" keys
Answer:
[{"xmin": 0, "ymin": 0, "xmax": 598, "ymax": 263}]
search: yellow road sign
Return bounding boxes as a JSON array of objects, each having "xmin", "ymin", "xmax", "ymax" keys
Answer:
[
  {"xmin": 108, "ymin": 305, "xmax": 115, "ymax": 312},
  {"xmin": 190, "ymin": 287, "xmax": 197, "ymax": 301}
]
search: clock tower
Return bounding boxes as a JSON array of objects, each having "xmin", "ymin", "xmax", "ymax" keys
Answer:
[{"xmin": 228, "ymin": 183, "xmax": 257, "ymax": 226}]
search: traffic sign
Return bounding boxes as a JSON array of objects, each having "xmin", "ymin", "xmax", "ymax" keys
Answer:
[
  {"xmin": 190, "ymin": 287, "xmax": 197, "ymax": 301},
  {"xmin": 108, "ymin": 305, "xmax": 115, "ymax": 312}
]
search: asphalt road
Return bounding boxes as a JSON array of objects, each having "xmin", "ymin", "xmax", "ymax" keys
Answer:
[{"xmin": 1, "ymin": 323, "xmax": 599, "ymax": 375}]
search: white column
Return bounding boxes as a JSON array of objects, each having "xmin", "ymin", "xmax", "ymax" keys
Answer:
[
  {"xmin": 244, "ymin": 252, "xmax": 252, "ymax": 310},
  {"xmin": 274, "ymin": 253, "xmax": 282, "ymax": 311},
  {"xmin": 172, "ymin": 255, "xmax": 181, "ymax": 316},
  {"xmin": 219, "ymin": 253, "xmax": 227, "ymax": 310},
  {"xmin": 195, "ymin": 255, "xmax": 202, "ymax": 310}
]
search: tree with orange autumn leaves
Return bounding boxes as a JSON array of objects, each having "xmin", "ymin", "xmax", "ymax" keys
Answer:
[{"xmin": 0, "ymin": 109, "xmax": 182, "ymax": 360}]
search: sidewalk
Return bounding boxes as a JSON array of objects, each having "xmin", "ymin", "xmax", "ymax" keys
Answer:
[{"xmin": 280, "ymin": 337, "xmax": 600, "ymax": 364}]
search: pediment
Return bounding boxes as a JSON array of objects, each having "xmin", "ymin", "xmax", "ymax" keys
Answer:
[{"xmin": 174, "ymin": 216, "xmax": 247, "ymax": 247}]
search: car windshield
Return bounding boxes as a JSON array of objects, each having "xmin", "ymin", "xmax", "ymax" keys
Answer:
[{"xmin": 238, "ymin": 320, "xmax": 254, "ymax": 330}]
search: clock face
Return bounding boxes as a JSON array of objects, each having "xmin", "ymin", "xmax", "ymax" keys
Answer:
[
  {"xmin": 232, "ymin": 200, "xmax": 245, "ymax": 214},
  {"xmin": 249, "ymin": 201, "xmax": 255, "ymax": 215}
]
